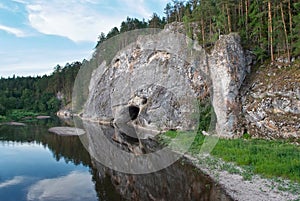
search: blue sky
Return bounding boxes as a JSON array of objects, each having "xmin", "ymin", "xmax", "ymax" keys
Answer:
[{"xmin": 0, "ymin": 0, "xmax": 168, "ymax": 78}]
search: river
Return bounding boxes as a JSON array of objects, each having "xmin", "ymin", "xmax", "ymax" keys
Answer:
[{"xmin": 0, "ymin": 119, "xmax": 231, "ymax": 201}]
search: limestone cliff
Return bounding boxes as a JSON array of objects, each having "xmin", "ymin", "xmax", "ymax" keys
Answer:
[
  {"xmin": 82, "ymin": 24, "xmax": 248, "ymax": 138},
  {"xmin": 82, "ymin": 22, "xmax": 299, "ymax": 139},
  {"xmin": 83, "ymin": 28, "xmax": 208, "ymax": 132}
]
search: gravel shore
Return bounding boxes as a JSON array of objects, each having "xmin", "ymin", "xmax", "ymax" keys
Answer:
[{"xmin": 184, "ymin": 154, "xmax": 300, "ymax": 201}]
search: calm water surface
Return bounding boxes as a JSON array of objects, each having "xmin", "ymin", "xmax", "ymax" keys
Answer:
[
  {"xmin": 0, "ymin": 119, "xmax": 231, "ymax": 201},
  {"xmin": 0, "ymin": 120, "xmax": 121, "ymax": 201}
]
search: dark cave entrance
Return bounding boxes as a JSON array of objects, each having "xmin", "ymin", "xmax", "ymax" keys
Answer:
[{"xmin": 128, "ymin": 105, "xmax": 140, "ymax": 120}]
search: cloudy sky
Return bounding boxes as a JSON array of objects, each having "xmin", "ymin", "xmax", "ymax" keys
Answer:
[{"xmin": 0, "ymin": 0, "xmax": 168, "ymax": 78}]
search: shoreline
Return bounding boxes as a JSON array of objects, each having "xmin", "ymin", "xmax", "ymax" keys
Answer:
[
  {"xmin": 182, "ymin": 153, "xmax": 300, "ymax": 201},
  {"xmin": 60, "ymin": 116, "xmax": 300, "ymax": 200}
]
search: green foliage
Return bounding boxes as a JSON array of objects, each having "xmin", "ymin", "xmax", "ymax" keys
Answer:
[
  {"xmin": 160, "ymin": 130, "xmax": 300, "ymax": 182},
  {"xmin": 197, "ymin": 99, "xmax": 213, "ymax": 133},
  {"xmin": 8, "ymin": 110, "xmax": 38, "ymax": 121},
  {"xmin": 242, "ymin": 133, "xmax": 251, "ymax": 140},
  {"xmin": 212, "ymin": 138, "xmax": 300, "ymax": 182},
  {"xmin": 293, "ymin": 2, "xmax": 300, "ymax": 56},
  {"xmin": 0, "ymin": 61, "xmax": 81, "ymax": 120},
  {"xmin": 161, "ymin": 0, "xmax": 299, "ymax": 61},
  {"xmin": 0, "ymin": 115, "xmax": 7, "ymax": 122}
]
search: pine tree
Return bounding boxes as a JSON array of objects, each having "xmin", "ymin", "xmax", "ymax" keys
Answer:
[{"xmin": 292, "ymin": 2, "xmax": 300, "ymax": 56}]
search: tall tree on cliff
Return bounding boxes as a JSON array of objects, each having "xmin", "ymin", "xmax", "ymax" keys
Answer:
[
  {"xmin": 292, "ymin": 2, "xmax": 300, "ymax": 56},
  {"xmin": 267, "ymin": 0, "xmax": 274, "ymax": 62}
]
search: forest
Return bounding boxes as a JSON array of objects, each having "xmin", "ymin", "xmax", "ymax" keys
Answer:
[
  {"xmin": 1, "ymin": 0, "xmax": 300, "ymax": 121},
  {"xmin": 0, "ymin": 62, "xmax": 81, "ymax": 121}
]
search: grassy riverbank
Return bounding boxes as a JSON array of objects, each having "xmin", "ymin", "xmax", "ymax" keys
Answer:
[{"xmin": 160, "ymin": 131, "xmax": 300, "ymax": 183}]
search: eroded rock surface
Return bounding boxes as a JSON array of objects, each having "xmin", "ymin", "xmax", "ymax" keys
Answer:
[
  {"xmin": 240, "ymin": 65, "xmax": 300, "ymax": 139},
  {"xmin": 84, "ymin": 29, "xmax": 208, "ymax": 132},
  {"xmin": 209, "ymin": 34, "xmax": 247, "ymax": 137},
  {"xmin": 83, "ymin": 27, "xmax": 247, "ymax": 137}
]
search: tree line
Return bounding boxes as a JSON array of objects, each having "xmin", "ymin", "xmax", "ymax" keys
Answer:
[
  {"xmin": 95, "ymin": 14, "xmax": 166, "ymax": 48},
  {"xmin": 95, "ymin": 0, "xmax": 300, "ymax": 63},
  {"xmin": 2, "ymin": 0, "xmax": 300, "ymax": 120},
  {"xmin": 0, "ymin": 62, "xmax": 81, "ymax": 118},
  {"xmin": 163, "ymin": 0, "xmax": 300, "ymax": 62}
]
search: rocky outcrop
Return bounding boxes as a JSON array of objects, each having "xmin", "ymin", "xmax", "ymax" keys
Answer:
[
  {"xmin": 209, "ymin": 34, "xmax": 247, "ymax": 137},
  {"xmin": 83, "ymin": 28, "xmax": 209, "ymax": 132},
  {"xmin": 83, "ymin": 25, "xmax": 247, "ymax": 137},
  {"xmin": 57, "ymin": 109, "xmax": 73, "ymax": 118},
  {"xmin": 240, "ymin": 65, "xmax": 300, "ymax": 139}
]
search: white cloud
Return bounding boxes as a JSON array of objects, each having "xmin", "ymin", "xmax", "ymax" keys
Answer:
[
  {"xmin": 0, "ymin": 176, "xmax": 24, "ymax": 188},
  {"xmin": 23, "ymin": 0, "xmax": 123, "ymax": 42},
  {"xmin": 11, "ymin": 0, "xmax": 29, "ymax": 4},
  {"xmin": 0, "ymin": 24, "xmax": 26, "ymax": 37},
  {"xmin": 14, "ymin": 0, "xmax": 157, "ymax": 42},
  {"xmin": 27, "ymin": 171, "xmax": 97, "ymax": 201}
]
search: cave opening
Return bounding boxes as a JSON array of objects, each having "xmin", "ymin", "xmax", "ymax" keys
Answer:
[{"xmin": 129, "ymin": 105, "xmax": 140, "ymax": 120}]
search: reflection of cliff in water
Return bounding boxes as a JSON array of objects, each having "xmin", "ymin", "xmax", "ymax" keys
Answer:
[
  {"xmin": 80, "ymin": 121, "xmax": 232, "ymax": 201},
  {"xmin": 92, "ymin": 158, "xmax": 232, "ymax": 201}
]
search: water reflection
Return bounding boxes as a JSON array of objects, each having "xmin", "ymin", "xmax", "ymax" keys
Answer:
[
  {"xmin": 27, "ymin": 171, "xmax": 97, "ymax": 201},
  {"xmin": 0, "ymin": 176, "xmax": 25, "ymax": 188},
  {"xmin": 79, "ymin": 120, "xmax": 232, "ymax": 201},
  {"xmin": 0, "ymin": 121, "xmax": 122, "ymax": 201},
  {"xmin": 0, "ymin": 119, "xmax": 232, "ymax": 201}
]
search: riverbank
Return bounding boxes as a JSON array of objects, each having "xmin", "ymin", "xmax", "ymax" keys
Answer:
[
  {"xmin": 158, "ymin": 131, "xmax": 300, "ymax": 200},
  {"xmin": 183, "ymin": 154, "xmax": 299, "ymax": 201}
]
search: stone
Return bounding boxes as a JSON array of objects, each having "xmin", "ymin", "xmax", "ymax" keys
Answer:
[
  {"xmin": 83, "ymin": 28, "xmax": 206, "ymax": 133},
  {"xmin": 209, "ymin": 33, "xmax": 247, "ymax": 137},
  {"xmin": 48, "ymin": 127, "xmax": 85, "ymax": 136},
  {"xmin": 82, "ymin": 27, "xmax": 247, "ymax": 138}
]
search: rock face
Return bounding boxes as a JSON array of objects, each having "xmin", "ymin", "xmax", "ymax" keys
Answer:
[
  {"xmin": 84, "ymin": 29, "xmax": 208, "ymax": 132},
  {"xmin": 240, "ymin": 65, "xmax": 300, "ymax": 139},
  {"xmin": 209, "ymin": 34, "xmax": 247, "ymax": 137},
  {"xmin": 83, "ymin": 26, "xmax": 247, "ymax": 137}
]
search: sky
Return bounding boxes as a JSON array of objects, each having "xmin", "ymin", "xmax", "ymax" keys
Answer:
[{"xmin": 0, "ymin": 0, "xmax": 168, "ymax": 78}]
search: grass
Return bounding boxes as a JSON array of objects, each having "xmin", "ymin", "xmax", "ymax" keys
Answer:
[
  {"xmin": 212, "ymin": 138, "xmax": 300, "ymax": 182},
  {"xmin": 159, "ymin": 131, "xmax": 300, "ymax": 183}
]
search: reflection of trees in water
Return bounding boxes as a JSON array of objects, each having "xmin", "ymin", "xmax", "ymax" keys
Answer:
[
  {"xmin": 0, "ymin": 121, "xmax": 231, "ymax": 200},
  {"xmin": 0, "ymin": 121, "xmax": 123, "ymax": 200},
  {"xmin": 0, "ymin": 120, "xmax": 90, "ymax": 166}
]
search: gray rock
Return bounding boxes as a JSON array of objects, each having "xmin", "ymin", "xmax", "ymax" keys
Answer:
[
  {"xmin": 83, "ymin": 28, "xmax": 247, "ymax": 137},
  {"xmin": 83, "ymin": 29, "xmax": 205, "ymax": 133},
  {"xmin": 209, "ymin": 33, "xmax": 247, "ymax": 137},
  {"xmin": 48, "ymin": 127, "xmax": 85, "ymax": 136}
]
